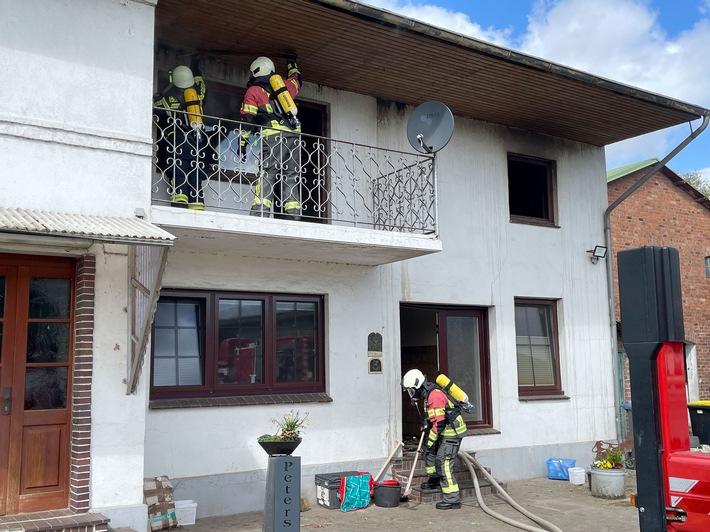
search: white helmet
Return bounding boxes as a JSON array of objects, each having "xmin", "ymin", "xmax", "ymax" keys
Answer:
[
  {"xmin": 172, "ymin": 65, "xmax": 195, "ymax": 89},
  {"xmin": 402, "ymin": 369, "xmax": 426, "ymax": 399},
  {"xmin": 250, "ymin": 56, "xmax": 275, "ymax": 78}
]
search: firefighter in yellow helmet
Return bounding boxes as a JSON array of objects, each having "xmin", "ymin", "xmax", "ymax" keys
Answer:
[
  {"xmin": 402, "ymin": 369, "xmax": 467, "ymax": 510},
  {"xmin": 238, "ymin": 53, "xmax": 302, "ymax": 220},
  {"xmin": 153, "ymin": 57, "xmax": 208, "ymax": 210}
]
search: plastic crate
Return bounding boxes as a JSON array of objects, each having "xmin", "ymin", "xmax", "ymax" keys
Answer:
[
  {"xmin": 315, "ymin": 471, "xmax": 359, "ymax": 510},
  {"xmin": 546, "ymin": 458, "xmax": 576, "ymax": 480}
]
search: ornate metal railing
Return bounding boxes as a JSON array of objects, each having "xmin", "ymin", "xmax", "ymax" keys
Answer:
[{"xmin": 152, "ymin": 108, "xmax": 437, "ymax": 234}]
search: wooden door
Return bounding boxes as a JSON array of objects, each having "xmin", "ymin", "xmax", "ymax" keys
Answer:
[{"xmin": 0, "ymin": 256, "xmax": 75, "ymax": 515}]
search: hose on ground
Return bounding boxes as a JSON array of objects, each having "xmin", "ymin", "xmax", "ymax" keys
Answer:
[{"xmin": 459, "ymin": 450, "xmax": 564, "ymax": 532}]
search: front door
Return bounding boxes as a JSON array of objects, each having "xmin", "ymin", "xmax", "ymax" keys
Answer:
[
  {"xmin": 400, "ymin": 304, "xmax": 491, "ymax": 439},
  {"xmin": 0, "ymin": 255, "xmax": 75, "ymax": 514}
]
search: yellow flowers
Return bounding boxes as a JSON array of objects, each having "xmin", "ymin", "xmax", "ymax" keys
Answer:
[
  {"xmin": 592, "ymin": 441, "xmax": 626, "ymax": 470},
  {"xmin": 270, "ymin": 410, "xmax": 310, "ymax": 441}
]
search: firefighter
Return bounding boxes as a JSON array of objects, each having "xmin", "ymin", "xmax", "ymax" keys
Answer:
[
  {"xmin": 153, "ymin": 58, "xmax": 207, "ymax": 210},
  {"xmin": 238, "ymin": 53, "xmax": 302, "ymax": 220},
  {"xmin": 401, "ymin": 369, "xmax": 467, "ymax": 510}
]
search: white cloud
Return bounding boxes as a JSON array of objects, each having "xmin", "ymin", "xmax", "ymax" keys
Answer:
[{"xmin": 360, "ymin": 0, "xmax": 514, "ymax": 46}]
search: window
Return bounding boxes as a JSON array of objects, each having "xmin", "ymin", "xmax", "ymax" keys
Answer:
[
  {"xmin": 507, "ymin": 153, "xmax": 556, "ymax": 225},
  {"xmin": 514, "ymin": 299, "xmax": 563, "ymax": 397},
  {"xmin": 705, "ymin": 256, "xmax": 710, "ymax": 278},
  {"xmin": 150, "ymin": 290, "xmax": 324, "ymax": 399}
]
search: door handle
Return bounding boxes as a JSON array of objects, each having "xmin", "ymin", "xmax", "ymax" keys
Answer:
[{"xmin": 2, "ymin": 386, "xmax": 9, "ymax": 416}]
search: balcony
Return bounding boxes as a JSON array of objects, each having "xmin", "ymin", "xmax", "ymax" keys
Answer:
[{"xmin": 150, "ymin": 109, "xmax": 442, "ymax": 265}]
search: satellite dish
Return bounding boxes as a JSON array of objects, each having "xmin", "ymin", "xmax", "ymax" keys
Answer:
[{"xmin": 406, "ymin": 100, "xmax": 454, "ymax": 154}]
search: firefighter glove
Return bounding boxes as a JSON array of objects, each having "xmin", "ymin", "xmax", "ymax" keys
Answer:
[
  {"xmin": 285, "ymin": 51, "xmax": 298, "ymax": 65},
  {"xmin": 421, "ymin": 418, "xmax": 432, "ymax": 432},
  {"xmin": 237, "ymin": 138, "xmax": 247, "ymax": 162}
]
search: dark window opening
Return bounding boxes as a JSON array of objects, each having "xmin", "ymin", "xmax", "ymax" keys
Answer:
[{"xmin": 508, "ymin": 154, "xmax": 556, "ymax": 225}]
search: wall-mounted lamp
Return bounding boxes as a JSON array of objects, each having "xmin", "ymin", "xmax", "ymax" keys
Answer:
[{"xmin": 587, "ymin": 245, "xmax": 608, "ymax": 264}]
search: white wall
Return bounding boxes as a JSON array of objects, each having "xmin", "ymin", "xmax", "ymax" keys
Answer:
[
  {"xmin": 89, "ymin": 244, "xmax": 149, "ymax": 529},
  {"xmin": 0, "ymin": 0, "xmax": 156, "ymax": 216},
  {"xmin": 144, "ymin": 80, "xmax": 615, "ymax": 515}
]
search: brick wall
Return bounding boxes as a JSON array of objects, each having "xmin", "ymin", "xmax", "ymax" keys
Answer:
[
  {"xmin": 70, "ymin": 255, "xmax": 96, "ymax": 513},
  {"xmin": 609, "ymin": 168, "xmax": 710, "ymax": 400}
]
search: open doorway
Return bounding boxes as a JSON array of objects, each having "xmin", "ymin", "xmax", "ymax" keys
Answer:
[{"xmin": 400, "ymin": 304, "xmax": 491, "ymax": 440}]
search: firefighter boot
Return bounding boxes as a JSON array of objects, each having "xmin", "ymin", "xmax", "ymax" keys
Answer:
[
  {"xmin": 435, "ymin": 501, "xmax": 461, "ymax": 510},
  {"xmin": 420, "ymin": 477, "xmax": 441, "ymax": 491}
]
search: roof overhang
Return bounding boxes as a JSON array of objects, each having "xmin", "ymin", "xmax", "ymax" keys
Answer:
[
  {"xmin": 0, "ymin": 207, "xmax": 175, "ymax": 247},
  {"xmin": 155, "ymin": 0, "xmax": 709, "ymax": 147}
]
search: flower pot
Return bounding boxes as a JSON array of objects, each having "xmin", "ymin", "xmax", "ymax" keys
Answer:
[
  {"xmin": 258, "ymin": 439, "xmax": 302, "ymax": 456},
  {"xmin": 590, "ymin": 467, "xmax": 625, "ymax": 499}
]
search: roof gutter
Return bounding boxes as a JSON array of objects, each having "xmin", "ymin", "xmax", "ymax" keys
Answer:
[
  {"xmin": 313, "ymin": 0, "xmax": 708, "ymax": 118},
  {"xmin": 603, "ymin": 113, "xmax": 710, "ymax": 442}
]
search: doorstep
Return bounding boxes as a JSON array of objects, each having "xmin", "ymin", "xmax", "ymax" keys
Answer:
[{"xmin": 0, "ymin": 510, "xmax": 109, "ymax": 532}]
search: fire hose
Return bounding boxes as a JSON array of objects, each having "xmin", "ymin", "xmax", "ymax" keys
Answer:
[{"xmin": 459, "ymin": 450, "xmax": 564, "ymax": 532}]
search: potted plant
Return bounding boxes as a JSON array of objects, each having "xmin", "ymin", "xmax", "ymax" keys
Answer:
[
  {"xmin": 257, "ymin": 410, "xmax": 310, "ymax": 456},
  {"xmin": 590, "ymin": 440, "xmax": 629, "ymax": 499}
]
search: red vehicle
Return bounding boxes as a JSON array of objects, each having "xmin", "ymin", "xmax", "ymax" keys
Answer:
[{"xmin": 618, "ymin": 247, "xmax": 710, "ymax": 531}]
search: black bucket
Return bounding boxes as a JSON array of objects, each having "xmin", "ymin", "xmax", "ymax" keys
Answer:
[{"xmin": 373, "ymin": 481, "xmax": 401, "ymax": 507}]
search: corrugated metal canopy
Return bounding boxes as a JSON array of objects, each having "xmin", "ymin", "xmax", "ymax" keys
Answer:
[
  {"xmin": 0, "ymin": 208, "xmax": 175, "ymax": 246},
  {"xmin": 155, "ymin": 0, "xmax": 709, "ymax": 147}
]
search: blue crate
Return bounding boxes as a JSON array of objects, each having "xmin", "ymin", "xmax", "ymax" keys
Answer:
[{"xmin": 546, "ymin": 458, "xmax": 576, "ymax": 480}]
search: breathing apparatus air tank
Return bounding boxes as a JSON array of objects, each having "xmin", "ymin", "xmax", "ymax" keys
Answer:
[
  {"xmin": 183, "ymin": 87, "xmax": 203, "ymax": 130},
  {"xmin": 436, "ymin": 374, "xmax": 475, "ymax": 412},
  {"xmin": 268, "ymin": 74, "xmax": 301, "ymax": 129}
]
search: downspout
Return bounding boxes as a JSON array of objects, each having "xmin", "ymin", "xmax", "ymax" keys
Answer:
[{"xmin": 604, "ymin": 114, "xmax": 710, "ymax": 441}]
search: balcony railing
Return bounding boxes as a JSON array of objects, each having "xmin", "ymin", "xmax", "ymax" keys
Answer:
[{"xmin": 152, "ymin": 109, "xmax": 437, "ymax": 234}]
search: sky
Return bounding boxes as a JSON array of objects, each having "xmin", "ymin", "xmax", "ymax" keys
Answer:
[{"xmin": 362, "ymin": 0, "xmax": 710, "ymax": 181}]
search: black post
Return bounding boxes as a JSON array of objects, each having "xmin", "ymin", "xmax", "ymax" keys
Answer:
[
  {"xmin": 618, "ymin": 246, "xmax": 684, "ymax": 532},
  {"xmin": 263, "ymin": 455, "xmax": 301, "ymax": 531}
]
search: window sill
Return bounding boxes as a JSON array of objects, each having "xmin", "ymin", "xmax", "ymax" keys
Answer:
[
  {"xmin": 519, "ymin": 394, "xmax": 570, "ymax": 402},
  {"xmin": 149, "ymin": 392, "xmax": 333, "ymax": 410},
  {"xmin": 467, "ymin": 427, "xmax": 501, "ymax": 436}
]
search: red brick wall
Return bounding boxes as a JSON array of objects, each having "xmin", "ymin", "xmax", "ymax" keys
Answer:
[
  {"xmin": 70, "ymin": 255, "xmax": 96, "ymax": 513},
  {"xmin": 609, "ymin": 168, "xmax": 710, "ymax": 400}
]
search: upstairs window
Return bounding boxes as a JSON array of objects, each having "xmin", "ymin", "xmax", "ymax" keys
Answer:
[
  {"xmin": 507, "ymin": 154, "xmax": 556, "ymax": 226},
  {"xmin": 150, "ymin": 290, "xmax": 324, "ymax": 399},
  {"xmin": 705, "ymin": 257, "xmax": 710, "ymax": 278}
]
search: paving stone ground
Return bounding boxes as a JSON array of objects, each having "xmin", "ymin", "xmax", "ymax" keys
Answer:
[{"xmin": 179, "ymin": 470, "xmax": 639, "ymax": 532}]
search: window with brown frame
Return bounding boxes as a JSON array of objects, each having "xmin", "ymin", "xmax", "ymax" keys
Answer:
[
  {"xmin": 150, "ymin": 289, "xmax": 324, "ymax": 399},
  {"xmin": 514, "ymin": 298, "xmax": 563, "ymax": 397},
  {"xmin": 507, "ymin": 153, "xmax": 556, "ymax": 226}
]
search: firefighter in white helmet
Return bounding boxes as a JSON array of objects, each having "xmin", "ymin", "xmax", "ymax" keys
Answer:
[
  {"xmin": 154, "ymin": 57, "xmax": 208, "ymax": 211},
  {"xmin": 238, "ymin": 53, "xmax": 302, "ymax": 220},
  {"xmin": 402, "ymin": 369, "xmax": 467, "ymax": 510}
]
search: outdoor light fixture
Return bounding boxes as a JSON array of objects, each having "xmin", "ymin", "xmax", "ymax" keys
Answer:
[{"xmin": 587, "ymin": 245, "xmax": 608, "ymax": 264}]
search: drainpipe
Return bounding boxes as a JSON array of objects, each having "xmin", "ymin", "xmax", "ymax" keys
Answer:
[{"xmin": 604, "ymin": 114, "xmax": 710, "ymax": 441}]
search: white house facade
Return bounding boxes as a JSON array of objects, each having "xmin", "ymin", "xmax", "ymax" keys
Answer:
[{"xmin": 1, "ymin": 0, "xmax": 708, "ymax": 530}]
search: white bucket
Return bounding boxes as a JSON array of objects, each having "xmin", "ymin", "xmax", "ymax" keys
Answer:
[{"xmin": 568, "ymin": 467, "xmax": 586, "ymax": 485}]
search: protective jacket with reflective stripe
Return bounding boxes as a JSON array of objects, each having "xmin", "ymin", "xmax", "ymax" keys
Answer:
[
  {"xmin": 153, "ymin": 76, "xmax": 206, "ymax": 118},
  {"xmin": 240, "ymin": 63, "xmax": 302, "ymax": 138},
  {"xmin": 425, "ymin": 389, "xmax": 467, "ymax": 448}
]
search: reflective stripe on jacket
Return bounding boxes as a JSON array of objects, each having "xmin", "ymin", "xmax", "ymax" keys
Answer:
[
  {"xmin": 154, "ymin": 76, "xmax": 207, "ymax": 117},
  {"xmin": 239, "ymin": 64, "xmax": 302, "ymax": 138},
  {"xmin": 425, "ymin": 389, "xmax": 467, "ymax": 447}
]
